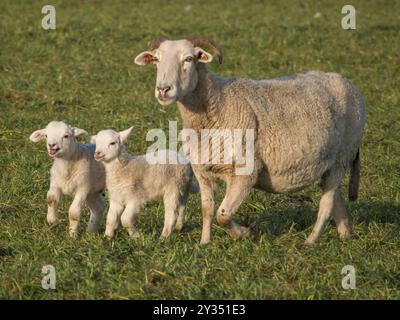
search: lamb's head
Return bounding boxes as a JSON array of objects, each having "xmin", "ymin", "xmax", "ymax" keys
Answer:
[
  {"xmin": 29, "ymin": 121, "xmax": 88, "ymax": 158},
  {"xmin": 134, "ymin": 35, "xmax": 222, "ymax": 105},
  {"xmin": 91, "ymin": 127, "xmax": 133, "ymax": 163}
]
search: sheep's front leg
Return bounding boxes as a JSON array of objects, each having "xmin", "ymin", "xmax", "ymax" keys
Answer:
[
  {"xmin": 47, "ymin": 187, "xmax": 62, "ymax": 225},
  {"xmin": 120, "ymin": 201, "xmax": 141, "ymax": 238},
  {"xmin": 216, "ymin": 178, "xmax": 252, "ymax": 239},
  {"xmin": 86, "ymin": 193, "xmax": 104, "ymax": 233},
  {"xmin": 198, "ymin": 180, "xmax": 216, "ymax": 245},
  {"xmin": 68, "ymin": 192, "xmax": 87, "ymax": 237},
  {"xmin": 105, "ymin": 201, "xmax": 124, "ymax": 239}
]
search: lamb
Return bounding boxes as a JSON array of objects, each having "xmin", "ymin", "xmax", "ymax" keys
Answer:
[
  {"xmin": 30, "ymin": 121, "xmax": 105, "ymax": 237},
  {"xmin": 90, "ymin": 127, "xmax": 198, "ymax": 239},
  {"xmin": 134, "ymin": 35, "xmax": 366, "ymax": 245}
]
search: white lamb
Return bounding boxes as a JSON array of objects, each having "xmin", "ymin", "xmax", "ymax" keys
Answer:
[
  {"xmin": 30, "ymin": 121, "xmax": 105, "ymax": 237},
  {"xmin": 91, "ymin": 127, "xmax": 198, "ymax": 239}
]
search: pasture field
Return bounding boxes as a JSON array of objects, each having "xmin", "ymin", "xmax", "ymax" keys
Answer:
[{"xmin": 0, "ymin": 0, "xmax": 399, "ymax": 299}]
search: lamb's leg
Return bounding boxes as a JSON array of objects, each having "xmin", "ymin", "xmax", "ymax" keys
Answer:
[
  {"xmin": 86, "ymin": 193, "xmax": 104, "ymax": 233},
  {"xmin": 216, "ymin": 178, "xmax": 252, "ymax": 239},
  {"xmin": 332, "ymin": 190, "xmax": 354, "ymax": 240},
  {"xmin": 161, "ymin": 192, "xmax": 180, "ymax": 237},
  {"xmin": 175, "ymin": 200, "xmax": 187, "ymax": 231},
  {"xmin": 47, "ymin": 187, "xmax": 62, "ymax": 225},
  {"xmin": 105, "ymin": 201, "xmax": 124, "ymax": 239},
  {"xmin": 198, "ymin": 179, "xmax": 216, "ymax": 245},
  {"xmin": 68, "ymin": 192, "xmax": 87, "ymax": 237},
  {"xmin": 120, "ymin": 201, "xmax": 141, "ymax": 238}
]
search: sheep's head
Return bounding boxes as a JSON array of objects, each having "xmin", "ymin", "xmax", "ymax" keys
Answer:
[
  {"xmin": 134, "ymin": 35, "xmax": 222, "ymax": 105},
  {"xmin": 91, "ymin": 127, "xmax": 133, "ymax": 163},
  {"xmin": 29, "ymin": 121, "xmax": 87, "ymax": 158}
]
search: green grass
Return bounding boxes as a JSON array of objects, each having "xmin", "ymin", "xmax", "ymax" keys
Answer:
[{"xmin": 1, "ymin": 0, "xmax": 399, "ymax": 299}]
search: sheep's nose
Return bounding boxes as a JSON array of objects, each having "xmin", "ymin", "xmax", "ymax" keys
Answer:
[
  {"xmin": 48, "ymin": 143, "xmax": 56, "ymax": 148},
  {"xmin": 95, "ymin": 151, "xmax": 101, "ymax": 156},
  {"xmin": 157, "ymin": 86, "xmax": 171, "ymax": 96}
]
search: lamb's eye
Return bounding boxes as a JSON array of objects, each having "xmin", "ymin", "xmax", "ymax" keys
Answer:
[
  {"xmin": 184, "ymin": 56, "xmax": 193, "ymax": 63},
  {"xmin": 63, "ymin": 135, "xmax": 69, "ymax": 139},
  {"xmin": 110, "ymin": 141, "xmax": 116, "ymax": 146}
]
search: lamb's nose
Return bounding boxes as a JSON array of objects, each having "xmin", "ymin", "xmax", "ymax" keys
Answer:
[
  {"xmin": 157, "ymin": 86, "xmax": 171, "ymax": 96},
  {"xmin": 95, "ymin": 151, "xmax": 101, "ymax": 156},
  {"xmin": 48, "ymin": 143, "xmax": 56, "ymax": 148}
]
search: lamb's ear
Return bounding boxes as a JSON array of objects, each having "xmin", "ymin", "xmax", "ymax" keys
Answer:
[
  {"xmin": 134, "ymin": 51, "xmax": 158, "ymax": 66},
  {"xmin": 194, "ymin": 47, "xmax": 213, "ymax": 64},
  {"xmin": 29, "ymin": 129, "xmax": 47, "ymax": 142},
  {"xmin": 89, "ymin": 135, "xmax": 97, "ymax": 144},
  {"xmin": 73, "ymin": 127, "xmax": 88, "ymax": 138},
  {"xmin": 119, "ymin": 127, "xmax": 133, "ymax": 143}
]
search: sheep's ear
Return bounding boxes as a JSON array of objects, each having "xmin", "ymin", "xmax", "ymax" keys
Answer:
[
  {"xmin": 73, "ymin": 127, "xmax": 88, "ymax": 138},
  {"xmin": 194, "ymin": 47, "xmax": 213, "ymax": 64},
  {"xmin": 134, "ymin": 51, "xmax": 157, "ymax": 66},
  {"xmin": 29, "ymin": 129, "xmax": 47, "ymax": 142},
  {"xmin": 119, "ymin": 127, "xmax": 133, "ymax": 143},
  {"xmin": 89, "ymin": 135, "xmax": 97, "ymax": 144}
]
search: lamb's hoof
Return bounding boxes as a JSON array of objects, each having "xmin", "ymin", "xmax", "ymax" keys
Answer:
[
  {"xmin": 69, "ymin": 230, "xmax": 78, "ymax": 238},
  {"xmin": 175, "ymin": 223, "xmax": 184, "ymax": 231},
  {"xmin": 86, "ymin": 225, "xmax": 100, "ymax": 234},
  {"xmin": 200, "ymin": 238, "xmax": 211, "ymax": 245},
  {"xmin": 128, "ymin": 230, "xmax": 141, "ymax": 239},
  {"xmin": 47, "ymin": 217, "xmax": 62, "ymax": 226},
  {"xmin": 304, "ymin": 238, "xmax": 318, "ymax": 246},
  {"xmin": 339, "ymin": 231, "xmax": 354, "ymax": 241},
  {"xmin": 227, "ymin": 225, "xmax": 251, "ymax": 240},
  {"xmin": 104, "ymin": 230, "xmax": 115, "ymax": 239}
]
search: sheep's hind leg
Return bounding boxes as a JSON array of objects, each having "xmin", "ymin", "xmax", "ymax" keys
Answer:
[
  {"xmin": 120, "ymin": 202, "xmax": 141, "ymax": 238},
  {"xmin": 161, "ymin": 191, "xmax": 180, "ymax": 237},
  {"xmin": 332, "ymin": 189, "xmax": 354, "ymax": 240},
  {"xmin": 305, "ymin": 172, "xmax": 343, "ymax": 245},
  {"xmin": 86, "ymin": 193, "xmax": 104, "ymax": 233},
  {"xmin": 216, "ymin": 178, "xmax": 253, "ymax": 240}
]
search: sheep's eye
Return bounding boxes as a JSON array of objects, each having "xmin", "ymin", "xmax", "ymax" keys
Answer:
[
  {"xmin": 63, "ymin": 135, "xmax": 69, "ymax": 139},
  {"xmin": 184, "ymin": 56, "xmax": 194, "ymax": 63},
  {"xmin": 110, "ymin": 141, "xmax": 117, "ymax": 146}
]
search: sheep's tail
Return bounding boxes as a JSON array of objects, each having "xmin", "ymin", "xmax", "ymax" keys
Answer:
[{"xmin": 348, "ymin": 149, "xmax": 360, "ymax": 201}]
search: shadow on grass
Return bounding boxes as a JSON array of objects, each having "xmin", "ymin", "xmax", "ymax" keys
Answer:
[{"xmin": 242, "ymin": 199, "xmax": 400, "ymax": 238}]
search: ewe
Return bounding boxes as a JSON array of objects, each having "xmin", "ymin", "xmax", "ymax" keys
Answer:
[
  {"xmin": 30, "ymin": 121, "xmax": 105, "ymax": 237},
  {"xmin": 91, "ymin": 127, "xmax": 198, "ymax": 239},
  {"xmin": 134, "ymin": 35, "xmax": 366, "ymax": 245}
]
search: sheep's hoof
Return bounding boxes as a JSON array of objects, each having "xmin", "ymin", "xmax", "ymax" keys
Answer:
[
  {"xmin": 128, "ymin": 230, "xmax": 141, "ymax": 239},
  {"xmin": 175, "ymin": 222, "xmax": 184, "ymax": 231},
  {"xmin": 47, "ymin": 217, "xmax": 62, "ymax": 226},
  {"xmin": 86, "ymin": 225, "xmax": 101, "ymax": 233},
  {"xmin": 69, "ymin": 230, "xmax": 78, "ymax": 238},
  {"xmin": 104, "ymin": 229, "xmax": 115, "ymax": 239},
  {"xmin": 227, "ymin": 225, "xmax": 251, "ymax": 240},
  {"xmin": 339, "ymin": 231, "xmax": 354, "ymax": 241},
  {"xmin": 304, "ymin": 238, "xmax": 318, "ymax": 246},
  {"xmin": 200, "ymin": 238, "xmax": 211, "ymax": 245}
]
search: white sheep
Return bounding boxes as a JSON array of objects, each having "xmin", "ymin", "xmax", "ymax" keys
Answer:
[
  {"xmin": 30, "ymin": 121, "xmax": 105, "ymax": 237},
  {"xmin": 91, "ymin": 127, "xmax": 198, "ymax": 239},
  {"xmin": 134, "ymin": 35, "xmax": 366, "ymax": 245}
]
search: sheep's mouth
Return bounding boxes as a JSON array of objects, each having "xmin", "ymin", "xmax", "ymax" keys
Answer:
[
  {"xmin": 157, "ymin": 96, "xmax": 176, "ymax": 105},
  {"xmin": 94, "ymin": 155, "xmax": 104, "ymax": 161},
  {"xmin": 48, "ymin": 148, "xmax": 60, "ymax": 157}
]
